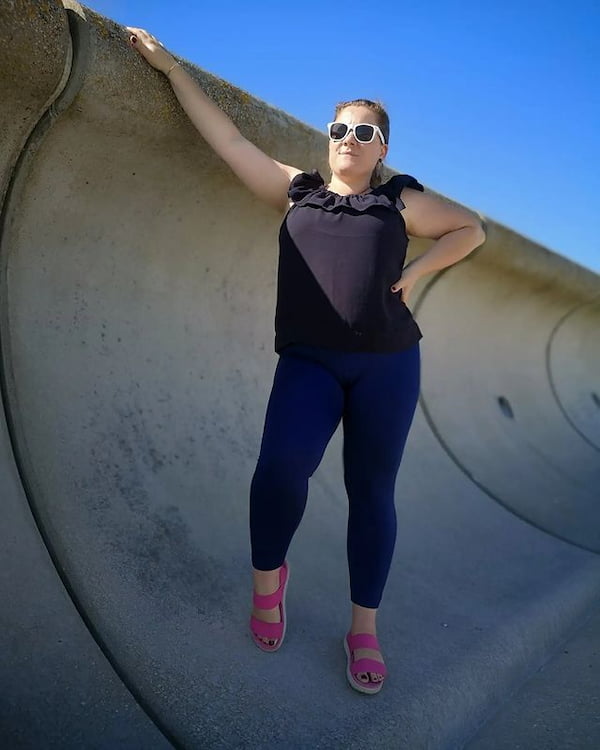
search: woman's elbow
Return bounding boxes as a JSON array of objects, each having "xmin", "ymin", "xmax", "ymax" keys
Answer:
[{"xmin": 472, "ymin": 219, "xmax": 487, "ymax": 247}]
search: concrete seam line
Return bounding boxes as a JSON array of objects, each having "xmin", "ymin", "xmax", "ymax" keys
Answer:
[
  {"xmin": 461, "ymin": 595, "xmax": 600, "ymax": 747},
  {"xmin": 0, "ymin": 9, "xmax": 73, "ymax": 211},
  {"xmin": 412, "ymin": 266, "xmax": 600, "ymax": 555},
  {"xmin": 545, "ymin": 295, "xmax": 600, "ymax": 453},
  {"xmin": 0, "ymin": 3, "xmax": 181, "ymax": 747}
]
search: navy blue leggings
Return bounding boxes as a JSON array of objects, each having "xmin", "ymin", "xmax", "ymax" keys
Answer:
[{"xmin": 249, "ymin": 341, "xmax": 420, "ymax": 608}]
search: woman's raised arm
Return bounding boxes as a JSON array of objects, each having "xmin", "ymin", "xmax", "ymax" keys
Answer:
[{"xmin": 126, "ymin": 27, "xmax": 302, "ymax": 213}]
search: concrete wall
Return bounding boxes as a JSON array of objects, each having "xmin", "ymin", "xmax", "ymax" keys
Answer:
[{"xmin": 1, "ymin": 1, "xmax": 598, "ymax": 748}]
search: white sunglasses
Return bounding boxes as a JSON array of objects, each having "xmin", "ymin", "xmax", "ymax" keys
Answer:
[{"xmin": 327, "ymin": 121, "xmax": 386, "ymax": 145}]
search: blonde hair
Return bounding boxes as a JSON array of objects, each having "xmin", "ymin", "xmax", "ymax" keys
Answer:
[{"xmin": 333, "ymin": 98, "xmax": 390, "ymax": 188}]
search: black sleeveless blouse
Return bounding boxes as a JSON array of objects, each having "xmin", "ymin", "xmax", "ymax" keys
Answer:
[{"xmin": 274, "ymin": 168, "xmax": 425, "ymax": 354}]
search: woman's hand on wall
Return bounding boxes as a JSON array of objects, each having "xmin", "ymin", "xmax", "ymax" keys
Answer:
[{"xmin": 126, "ymin": 26, "xmax": 176, "ymax": 74}]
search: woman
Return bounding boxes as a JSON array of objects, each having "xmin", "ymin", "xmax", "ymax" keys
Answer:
[{"xmin": 126, "ymin": 27, "xmax": 486, "ymax": 695}]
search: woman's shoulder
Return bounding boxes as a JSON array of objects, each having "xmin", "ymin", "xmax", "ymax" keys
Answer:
[
  {"xmin": 379, "ymin": 173, "xmax": 425, "ymax": 196},
  {"xmin": 375, "ymin": 173, "xmax": 424, "ymax": 213},
  {"xmin": 288, "ymin": 169, "xmax": 325, "ymax": 194}
]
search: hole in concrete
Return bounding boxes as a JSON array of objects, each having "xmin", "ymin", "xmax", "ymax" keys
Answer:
[
  {"xmin": 497, "ymin": 396, "xmax": 514, "ymax": 419},
  {"xmin": 592, "ymin": 392, "xmax": 600, "ymax": 409}
]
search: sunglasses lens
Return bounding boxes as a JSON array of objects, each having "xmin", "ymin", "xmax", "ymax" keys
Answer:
[
  {"xmin": 329, "ymin": 122, "xmax": 349, "ymax": 140},
  {"xmin": 355, "ymin": 125, "xmax": 375, "ymax": 142}
]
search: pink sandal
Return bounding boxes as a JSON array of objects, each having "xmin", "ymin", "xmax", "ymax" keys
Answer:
[
  {"xmin": 249, "ymin": 560, "xmax": 289, "ymax": 652},
  {"xmin": 343, "ymin": 631, "xmax": 388, "ymax": 694}
]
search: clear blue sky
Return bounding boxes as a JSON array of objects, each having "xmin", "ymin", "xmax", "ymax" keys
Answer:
[{"xmin": 90, "ymin": 0, "xmax": 599, "ymax": 273}]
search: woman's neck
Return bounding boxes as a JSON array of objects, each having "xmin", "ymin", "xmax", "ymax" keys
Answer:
[{"xmin": 325, "ymin": 176, "xmax": 372, "ymax": 196}]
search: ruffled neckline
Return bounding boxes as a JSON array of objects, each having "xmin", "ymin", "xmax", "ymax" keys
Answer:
[{"xmin": 288, "ymin": 168, "xmax": 423, "ymax": 213}]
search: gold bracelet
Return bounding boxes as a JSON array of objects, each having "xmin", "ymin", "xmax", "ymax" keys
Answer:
[{"xmin": 166, "ymin": 61, "xmax": 181, "ymax": 77}]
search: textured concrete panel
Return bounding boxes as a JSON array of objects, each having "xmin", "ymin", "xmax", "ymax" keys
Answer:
[
  {"xmin": 549, "ymin": 298, "xmax": 600, "ymax": 450},
  {"xmin": 416, "ymin": 240, "xmax": 600, "ymax": 551},
  {"xmin": 1, "ymin": 1, "xmax": 599, "ymax": 748},
  {"xmin": 0, "ymin": 1, "xmax": 174, "ymax": 747},
  {"xmin": 466, "ymin": 600, "xmax": 600, "ymax": 749},
  {"xmin": 0, "ymin": 0, "xmax": 70, "ymax": 204}
]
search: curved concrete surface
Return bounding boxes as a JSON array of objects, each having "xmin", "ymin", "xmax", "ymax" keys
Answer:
[
  {"xmin": 549, "ymin": 298, "xmax": 600, "ymax": 451},
  {"xmin": 416, "ymin": 237, "xmax": 600, "ymax": 552},
  {"xmin": 1, "ymin": 2, "xmax": 599, "ymax": 748},
  {"xmin": 0, "ymin": 2, "xmax": 174, "ymax": 747}
]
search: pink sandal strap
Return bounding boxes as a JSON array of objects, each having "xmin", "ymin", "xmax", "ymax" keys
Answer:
[
  {"xmin": 252, "ymin": 562, "xmax": 288, "ymax": 610},
  {"xmin": 346, "ymin": 632, "xmax": 380, "ymax": 651},
  {"xmin": 250, "ymin": 615, "xmax": 283, "ymax": 639},
  {"xmin": 349, "ymin": 657, "xmax": 387, "ymax": 677},
  {"xmin": 253, "ymin": 589, "xmax": 282, "ymax": 610}
]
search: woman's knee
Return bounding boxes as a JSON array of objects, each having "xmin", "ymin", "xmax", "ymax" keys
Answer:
[
  {"xmin": 253, "ymin": 449, "xmax": 315, "ymax": 487},
  {"xmin": 343, "ymin": 456, "xmax": 401, "ymax": 494}
]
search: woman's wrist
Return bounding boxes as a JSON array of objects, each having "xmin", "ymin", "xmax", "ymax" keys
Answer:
[
  {"xmin": 165, "ymin": 60, "xmax": 181, "ymax": 77},
  {"xmin": 402, "ymin": 260, "xmax": 424, "ymax": 281}
]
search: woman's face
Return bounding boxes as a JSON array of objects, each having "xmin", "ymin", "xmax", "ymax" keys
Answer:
[{"xmin": 328, "ymin": 105, "xmax": 388, "ymax": 182}]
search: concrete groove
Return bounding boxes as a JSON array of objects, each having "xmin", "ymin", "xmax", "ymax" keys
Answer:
[
  {"xmin": 545, "ymin": 297, "xmax": 600, "ymax": 453},
  {"xmin": 0, "ymin": 2, "xmax": 178, "ymax": 747},
  {"xmin": 415, "ymin": 269, "xmax": 600, "ymax": 556}
]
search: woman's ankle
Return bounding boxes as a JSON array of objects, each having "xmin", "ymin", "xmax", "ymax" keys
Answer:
[
  {"xmin": 253, "ymin": 565, "xmax": 282, "ymax": 595},
  {"xmin": 350, "ymin": 602, "xmax": 378, "ymax": 634}
]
